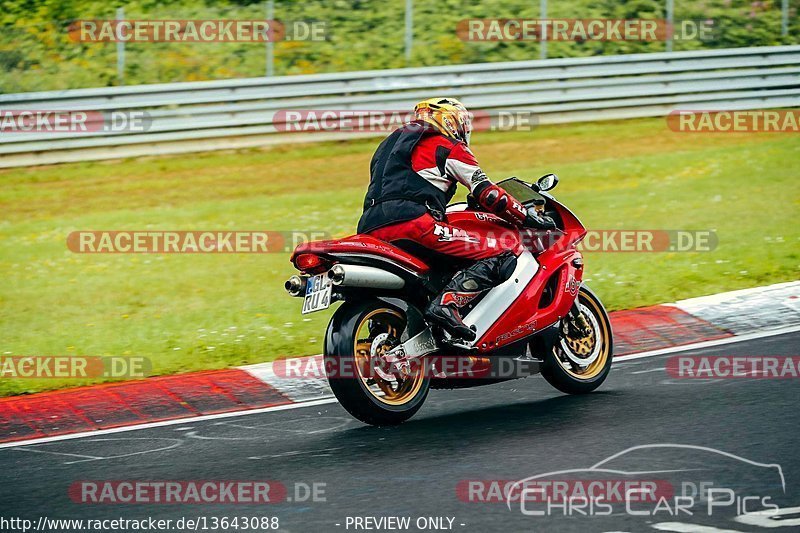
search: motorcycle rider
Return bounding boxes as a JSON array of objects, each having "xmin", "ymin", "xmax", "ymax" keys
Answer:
[{"xmin": 358, "ymin": 98, "xmax": 556, "ymax": 341}]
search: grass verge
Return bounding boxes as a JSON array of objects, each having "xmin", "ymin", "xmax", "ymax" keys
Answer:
[{"xmin": 0, "ymin": 117, "xmax": 797, "ymax": 395}]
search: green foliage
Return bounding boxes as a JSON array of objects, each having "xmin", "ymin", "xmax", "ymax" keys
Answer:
[{"xmin": 1, "ymin": 0, "xmax": 798, "ymax": 93}]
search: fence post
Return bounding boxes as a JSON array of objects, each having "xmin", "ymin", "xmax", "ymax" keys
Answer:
[
  {"xmin": 116, "ymin": 7, "xmax": 125, "ymax": 85},
  {"xmin": 666, "ymin": 0, "xmax": 674, "ymax": 52},
  {"xmin": 782, "ymin": 0, "xmax": 789, "ymax": 37},
  {"xmin": 405, "ymin": 0, "xmax": 413, "ymax": 64},
  {"xmin": 266, "ymin": 0, "xmax": 275, "ymax": 76},
  {"xmin": 540, "ymin": 0, "xmax": 547, "ymax": 59}
]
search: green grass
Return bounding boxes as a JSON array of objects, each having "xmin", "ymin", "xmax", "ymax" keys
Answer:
[{"xmin": 0, "ymin": 117, "xmax": 798, "ymax": 395}]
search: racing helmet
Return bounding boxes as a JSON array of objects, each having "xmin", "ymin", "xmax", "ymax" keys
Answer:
[{"xmin": 413, "ymin": 97, "xmax": 472, "ymax": 145}]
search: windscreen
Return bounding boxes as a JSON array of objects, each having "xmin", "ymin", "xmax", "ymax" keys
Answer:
[{"xmin": 497, "ymin": 178, "xmax": 542, "ymax": 204}]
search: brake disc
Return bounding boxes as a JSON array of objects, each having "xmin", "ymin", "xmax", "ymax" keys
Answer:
[
  {"xmin": 560, "ymin": 304, "xmax": 601, "ymax": 367},
  {"xmin": 370, "ymin": 333, "xmax": 399, "ymax": 383}
]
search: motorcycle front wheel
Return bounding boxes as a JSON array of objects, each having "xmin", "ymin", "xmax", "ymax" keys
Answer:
[
  {"xmin": 325, "ymin": 300, "xmax": 430, "ymax": 425},
  {"xmin": 541, "ymin": 285, "xmax": 613, "ymax": 394}
]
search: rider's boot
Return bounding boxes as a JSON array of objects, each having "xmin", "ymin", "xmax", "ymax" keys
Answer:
[{"xmin": 425, "ymin": 251, "xmax": 517, "ymax": 342}]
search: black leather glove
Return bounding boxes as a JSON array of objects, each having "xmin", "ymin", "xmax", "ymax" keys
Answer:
[{"xmin": 524, "ymin": 211, "xmax": 557, "ymax": 230}]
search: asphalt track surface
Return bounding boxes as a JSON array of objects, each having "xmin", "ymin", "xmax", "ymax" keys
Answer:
[{"xmin": 1, "ymin": 331, "xmax": 798, "ymax": 533}]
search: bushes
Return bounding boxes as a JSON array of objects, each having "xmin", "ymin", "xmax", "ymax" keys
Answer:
[{"xmin": 0, "ymin": 0, "xmax": 797, "ymax": 93}]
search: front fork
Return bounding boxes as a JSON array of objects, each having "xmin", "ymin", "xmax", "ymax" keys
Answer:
[{"xmin": 566, "ymin": 294, "xmax": 592, "ymax": 339}]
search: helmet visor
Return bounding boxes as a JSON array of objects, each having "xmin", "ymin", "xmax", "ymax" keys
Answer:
[{"xmin": 456, "ymin": 109, "xmax": 472, "ymax": 145}]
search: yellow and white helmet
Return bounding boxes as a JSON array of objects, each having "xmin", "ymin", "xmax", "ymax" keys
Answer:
[{"xmin": 413, "ymin": 97, "xmax": 472, "ymax": 145}]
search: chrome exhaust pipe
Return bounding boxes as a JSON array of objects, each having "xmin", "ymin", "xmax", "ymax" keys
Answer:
[
  {"xmin": 285, "ymin": 275, "xmax": 307, "ymax": 297},
  {"xmin": 328, "ymin": 264, "xmax": 405, "ymax": 289}
]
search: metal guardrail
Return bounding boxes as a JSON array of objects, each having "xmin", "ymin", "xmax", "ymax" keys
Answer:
[{"xmin": 1, "ymin": 45, "xmax": 798, "ymax": 168}]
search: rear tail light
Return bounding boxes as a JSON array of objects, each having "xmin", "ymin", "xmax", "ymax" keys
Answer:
[{"xmin": 294, "ymin": 253, "xmax": 331, "ymax": 274}]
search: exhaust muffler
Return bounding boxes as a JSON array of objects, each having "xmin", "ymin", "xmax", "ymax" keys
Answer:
[
  {"xmin": 285, "ymin": 275, "xmax": 307, "ymax": 296},
  {"xmin": 328, "ymin": 264, "xmax": 405, "ymax": 290}
]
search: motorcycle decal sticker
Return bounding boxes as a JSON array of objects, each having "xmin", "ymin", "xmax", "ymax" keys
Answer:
[
  {"xmin": 433, "ymin": 223, "xmax": 480, "ymax": 244},
  {"xmin": 495, "ymin": 321, "xmax": 537, "ymax": 344},
  {"xmin": 566, "ymin": 275, "xmax": 580, "ymax": 295}
]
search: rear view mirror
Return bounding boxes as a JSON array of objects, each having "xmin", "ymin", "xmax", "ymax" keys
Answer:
[{"xmin": 536, "ymin": 173, "xmax": 559, "ymax": 191}]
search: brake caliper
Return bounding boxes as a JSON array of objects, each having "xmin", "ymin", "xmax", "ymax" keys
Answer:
[{"xmin": 566, "ymin": 301, "xmax": 592, "ymax": 339}]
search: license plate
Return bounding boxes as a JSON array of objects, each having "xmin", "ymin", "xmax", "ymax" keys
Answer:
[{"xmin": 302, "ymin": 273, "xmax": 332, "ymax": 314}]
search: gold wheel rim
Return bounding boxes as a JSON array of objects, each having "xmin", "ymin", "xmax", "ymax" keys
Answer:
[
  {"xmin": 353, "ymin": 308, "xmax": 425, "ymax": 406},
  {"xmin": 555, "ymin": 293, "xmax": 610, "ymax": 380}
]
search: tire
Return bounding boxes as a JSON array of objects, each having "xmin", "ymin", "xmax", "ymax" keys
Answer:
[
  {"xmin": 324, "ymin": 299, "xmax": 430, "ymax": 426},
  {"xmin": 541, "ymin": 285, "xmax": 613, "ymax": 394}
]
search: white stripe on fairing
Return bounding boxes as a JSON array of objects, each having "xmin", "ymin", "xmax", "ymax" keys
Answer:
[{"xmin": 462, "ymin": 250, "xmax": 538, "ymax": 346}]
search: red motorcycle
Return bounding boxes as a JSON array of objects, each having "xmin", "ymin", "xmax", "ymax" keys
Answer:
[{"xmin": 286, "ymin": 175, "xmax": 613, "ymax": 425}]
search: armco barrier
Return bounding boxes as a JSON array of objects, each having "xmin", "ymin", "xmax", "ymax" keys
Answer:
[{"xmin": 0, "ymin": 45, "xmax": 798, "ymax": 167}]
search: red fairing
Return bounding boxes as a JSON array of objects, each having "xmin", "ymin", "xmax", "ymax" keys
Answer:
[
  {"xmin": 369, "ymin": 212, "xmax": 523, "ymax": 260},
  {"xmin": 472, "ymin": 196, "xmax": 588, "ymax": 351},
  {"xmin": 445, "ymin": 210, "xmax": 514, "ymax": 231},
  {"xmin": 444, "ymin": 210, "xmax": 523, "ymax": 255},
  {"xmin": 291, "ymin": 234, "xmax": 430, "ymax": 274},
  {"xmin": 475, "ymin": 247, "xmax": 584, "ymax": 351},
  {"xmin": 550, "ymin": 194, "xmax": 588, "ymax": 250}
]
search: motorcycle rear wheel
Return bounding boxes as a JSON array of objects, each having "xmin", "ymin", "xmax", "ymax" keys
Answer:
[
  {"xmin": 325, "ymin": 300, "xmax": 430, "ymax": 425},
  {"xmin": 541, "ymin": 285, "xmax": 613, "ymax": 394}
]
